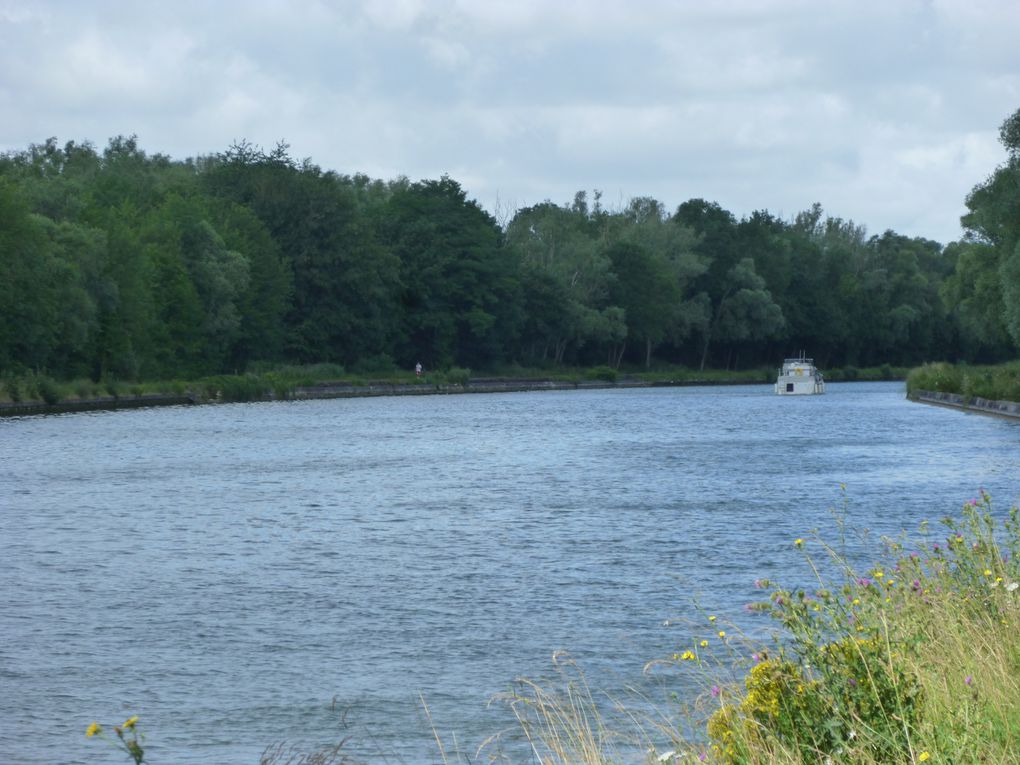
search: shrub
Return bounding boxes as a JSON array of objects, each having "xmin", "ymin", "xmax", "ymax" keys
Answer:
[
  {"xmin": 35, "ymin": 375, "xmax": 62, "ymax": 405},
  {"xmin": 4, "ymin": 374, "xmax": 23, "ymax": 402},
  {"xmin": 201, "ymin": 374, "xmax": 270, "ymax": 402},
  {"xmin": 444, "ymin": 367, "xmax": 471, "ymax": 386},
  {"xmin": 585, "ymin": 365, "xmax": 618, "ymax": 382}
]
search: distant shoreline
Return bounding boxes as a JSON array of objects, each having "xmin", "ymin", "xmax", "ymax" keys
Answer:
[
  {"xmin": 0, "ymin": 376, "xmax": 916, "ymax": 419},
  {"xmin": 0, "ymin": 376, "xmax": 771, "ymax": 418}
]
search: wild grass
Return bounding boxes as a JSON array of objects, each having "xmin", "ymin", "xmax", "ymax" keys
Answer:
[
  {"xmin": 907, "ymin": 361, "xmax": 1020, "ymax": 403},
  {"xmin": 489, "ymin": 492, "xmax": 1020, "ymax": 765}
]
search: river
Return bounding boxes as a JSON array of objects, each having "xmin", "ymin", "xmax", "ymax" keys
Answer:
[{"xmin": 2, "ymin": 382, "xmax": 1018, "ymax": 763}]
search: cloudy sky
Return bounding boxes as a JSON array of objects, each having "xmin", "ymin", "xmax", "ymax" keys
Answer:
[{"xmin": 2, "ymin": 0, "xmax": 1018, "ymax": 243}]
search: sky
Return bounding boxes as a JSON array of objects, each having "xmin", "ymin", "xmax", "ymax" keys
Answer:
[{"xmin": 2, "ymin": 0, "xmax": 1018, "ymax": 245}]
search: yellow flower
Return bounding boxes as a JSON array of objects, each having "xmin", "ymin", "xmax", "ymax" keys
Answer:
[
  {"xmin": 718, "ymin": 630, "xmax": 726, "ymax": 638},
  {"xmin": 123, "ymin": 715, "xmax": 138, "ymax": 730},
  {"xmin": 679, "ymin": 650, "xmax": 696, "ymax": 661},
  {"xmin": 852, "ymin": 598, "xmax": 861, "ymax": 605},
  {"xmin": 984, "ymin": 569, "xmax": 993, "ymax": 577},
  {"xmin": 700, "ymin": 640, "xmax": 709, "ymax": 647},
  {"xmin": 874, "ymin": 570, "xmax": 884, "ymax": 578},
  {"xmin": 918, "ymin": 752, "xmax": 930, "ymax": 762},
  {"xmin": 86, "ymin": 722, "xmax": 101, "ymax": 738},
  {"xmin": 708, "ymin": 615, "xmax": 717, "ymax": 622},
  {"xmin": 794, "ymin": 538, "xmax": 803, "ymax": 548}
]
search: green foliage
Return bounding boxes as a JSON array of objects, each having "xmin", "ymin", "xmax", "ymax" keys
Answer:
[
  {"xmin": 3, "ymin": 112, "xmax": 1019, "ymax": 382},
  {"xmin": 585, "ymin": 365, "xmax": 618, "ymax": 382},
  {"xmin": 2, "ymin": 373, "xmax": 23, "ymax": 402},
  {"xmin": 350, "ymin": 354, "xmax": 396, "ymax": 375},
  {"xmin": 199, "ymin": 374, "xmax": 270, "ymax": 402},
  {"xmin": 33, "ymin": 374, "xmax": 62, "ymax": 405},
  {"xmin": 908, "ymin": 361, "xmax": 1020, "ymax": 402},
  {"xmin": 691, "ymin": 492, "xmax": 1020, "ymax": 765},
  {"xmin": 442, "ymin": 367, "xmax": 471, "ymax": 386},
  {"xmin": 103, "ymin": 379, "xmax": 121, "ymax": 399}
]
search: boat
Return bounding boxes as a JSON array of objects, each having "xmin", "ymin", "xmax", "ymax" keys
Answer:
[{"xmin": 775, "ymin": 354, "xmax": 825, "ymax": 395}]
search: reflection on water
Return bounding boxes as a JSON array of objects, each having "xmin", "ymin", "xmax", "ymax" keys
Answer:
[{"xmin": 1, "ymin": 382, "xmax": 1018, "ymax": 763}]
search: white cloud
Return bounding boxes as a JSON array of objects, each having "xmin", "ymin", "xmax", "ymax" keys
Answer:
[{"xmin": 1, "ymin": 0, "xmax": 1018, "ymax": 243}]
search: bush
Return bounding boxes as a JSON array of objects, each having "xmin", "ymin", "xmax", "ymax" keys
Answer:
[
  {"xmin": 443, "ymin": 367, "xmax": 471, "ymax": 386},
  {"xmin": 201, "ymin": 374, "xmax": 270, "ymax": 402},
  {"xmin": 3, "ymin": 374, "xmax": 23, "ymax": 402},
  {"xmin": 74, "ymin": 380, "xmax": 97, "ymax": 399},
  {"xmin": 35, "ymin": 375, "xmax": 62, "ymax": 405},
  {"xmin": 585, "ymin": 365, "xmax": 618, "ymax": 382}
]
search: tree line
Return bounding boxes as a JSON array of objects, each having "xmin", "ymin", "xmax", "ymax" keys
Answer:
[{"xmin": 2, "ymin": 110, "xmax": 1019, "ymax": 383}]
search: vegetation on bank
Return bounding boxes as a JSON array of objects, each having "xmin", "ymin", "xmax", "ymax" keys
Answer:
[
  {"xmin": 907, "ymin": 362, "xmax": 1020, "ymax": 403},
  {"xmin": 0, "ymin": 362, "xmax": 910, "ymax": 407},
  {"xmin": 507, "ymin": 493, "xmax": 1020, "ymax": 765},
  {"xmin": 4, "ymin": 108, "xmax": 1020, "ymax": 388}
]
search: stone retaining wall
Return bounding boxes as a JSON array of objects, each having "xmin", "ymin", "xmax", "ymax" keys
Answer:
[{"xmin": 910, "ymin": 389, "xmax": 1020, "ymax": 421}]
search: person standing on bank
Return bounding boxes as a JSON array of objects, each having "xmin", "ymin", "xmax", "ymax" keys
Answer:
[{"xmin": 415, "ymin": 361, "xmax": 422, "ymax": 377}]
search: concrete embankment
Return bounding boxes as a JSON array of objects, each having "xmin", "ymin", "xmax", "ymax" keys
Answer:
[{"xmin": 910, "ymin": 389, "xmax": 1020, "ymax": 421}]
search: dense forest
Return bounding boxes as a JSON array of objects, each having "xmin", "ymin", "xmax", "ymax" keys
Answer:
[{"xmin": 2, "ymin": 109, "xmax": 1019, "ymax": 383}]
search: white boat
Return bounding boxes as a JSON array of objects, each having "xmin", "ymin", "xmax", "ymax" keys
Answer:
[{"xmin": 775, "ymin": 355, "xmax": 824, "ymax": 395}]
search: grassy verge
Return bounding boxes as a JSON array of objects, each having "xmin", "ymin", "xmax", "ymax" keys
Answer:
[
  {"xmin": 907, "ymin": 361, "xmax": 1020, "ymax": 403},
  {"xmin": 0, "ymin": 361, "xmax": 908, "ymax": 408}
]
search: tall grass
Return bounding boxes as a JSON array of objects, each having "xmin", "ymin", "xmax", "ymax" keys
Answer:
[
  {"xmin": 492, "ymin": 493, "xmax": 1020, "ymax": 765},
  {"xmin": 908, "ymin": 361, "xmax": 1020, "ymax": 403}
]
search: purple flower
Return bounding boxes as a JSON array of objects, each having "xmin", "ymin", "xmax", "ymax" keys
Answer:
[
  {"xmin": 912, "ymin": 579, "xmax": 922, "ymax": 591},
  {"xmin": 711, "ymin": 685, "xmax": 721, "ymax": 698},
  {"xmin": 699, "ymin": 754, "xmax": 707, "ymax": 762},
  {"xmin": 848, "ymin": 678, "xmax": 858, "ymax": 688},
  {"xmin": 933, "ymin": 544, "xmax": 940, "ymax": 552},
  {"xmin": 965, "ymin": 675, "xmax": 973, "ymax": 686},
  {"xmin": 857, "ymin": 577, "xmax": 872, "ymax": 588}
]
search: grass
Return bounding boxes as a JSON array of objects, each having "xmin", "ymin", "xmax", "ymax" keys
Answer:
[
  {"xmin": 907, "ymin": 361, "xmax": 1020, "ymax": 403},
  {"xmin": 1, "ymin": 361, "xmax": 913, "ymax": 407},
  {"xmin": 488, "ymin": 492, "xmax": 1020, "ymax": 765}
]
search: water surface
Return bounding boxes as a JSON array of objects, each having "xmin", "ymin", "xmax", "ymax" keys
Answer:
[{"xmin": 2, "ymin": 383, "xmax": 1018, "ymax": 763}]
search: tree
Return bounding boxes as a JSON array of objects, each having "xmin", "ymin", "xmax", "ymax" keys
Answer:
[{"xmin": 383, "ymin": 176, "xmax": 519, "ymax": 368}]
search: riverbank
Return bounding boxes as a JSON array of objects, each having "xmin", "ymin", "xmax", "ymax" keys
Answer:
[
  {"xmin": 0, "ymin": 362, "xmax": 909, "ymax": 418},
  {"xmin": 909, "ymin": 389, "xmax": 1020, "ymax": 421},
  {"xmin": 0, "ymin": 375, "xmax": 751, "ymax": 418}
]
